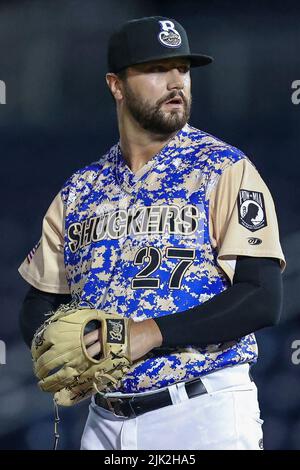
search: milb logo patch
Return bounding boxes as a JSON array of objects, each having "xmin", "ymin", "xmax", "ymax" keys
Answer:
[
  {"xmin": 158, "ymin": 20, "xmax": 182, "ymax": 48},
  {"xmin": 238, "ymin": 189, "xmax": 267, "ymax": 232}
]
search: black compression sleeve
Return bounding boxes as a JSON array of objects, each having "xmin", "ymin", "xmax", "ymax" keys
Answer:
[
  {"xmin": 153, "ymin": 256, "xmax": 283, "ymax": 348},
  {"xmin": 19, "ymin": 286, "xmax": 72, "ymax": 348}
]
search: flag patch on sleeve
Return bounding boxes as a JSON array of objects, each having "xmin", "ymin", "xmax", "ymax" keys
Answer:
[{"xmin": 26, "ymin": 240, "xmax": 41, "ymax": 264}]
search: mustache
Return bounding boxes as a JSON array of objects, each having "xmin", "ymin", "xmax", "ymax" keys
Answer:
[{"xmin": 156, "ymin": 90, "xmax": 187, "ymax": 107}]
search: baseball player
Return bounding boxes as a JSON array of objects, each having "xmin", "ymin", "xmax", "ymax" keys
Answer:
[{"xmin": 19, "ymin": 16, "xmax": 286, "ymax": 450}]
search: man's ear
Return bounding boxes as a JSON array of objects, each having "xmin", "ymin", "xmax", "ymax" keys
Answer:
[{"xmin": 106, "ymin": 73, "xmax": 124, "ymax": 101}]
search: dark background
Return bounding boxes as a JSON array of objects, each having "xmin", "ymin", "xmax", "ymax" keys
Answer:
[{"xmin": 0, "ymin": 0, "xmax": 300, "ymax": 450}]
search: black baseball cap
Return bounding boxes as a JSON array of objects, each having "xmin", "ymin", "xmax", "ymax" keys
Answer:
[{"xmin": 107, "ymin": 16, "xmax": 213, "ymax": 73}]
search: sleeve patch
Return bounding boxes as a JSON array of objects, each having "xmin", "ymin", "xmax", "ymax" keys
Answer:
[{"xmin": 238, "ymin": 189, "xmax": 267, "ymax": 232}]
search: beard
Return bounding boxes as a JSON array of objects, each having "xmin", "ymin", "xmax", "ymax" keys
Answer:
[{"xmin": 123, "ymin": 83, "xmax": 191, "ymax": 136}]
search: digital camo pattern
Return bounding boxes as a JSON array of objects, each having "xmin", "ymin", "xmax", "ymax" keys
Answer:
[{"xmin": 61, "ymin": 124, "xmax": 258, "ymax": 393}]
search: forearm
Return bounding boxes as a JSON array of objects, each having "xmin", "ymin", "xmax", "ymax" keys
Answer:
[
  {"xmin": 130, "ymin": 319, "xmax": 163, "ymax": 361},
  {"xmin": 135, "ymin": 257, "xmax": 282, "ymax": 353}
]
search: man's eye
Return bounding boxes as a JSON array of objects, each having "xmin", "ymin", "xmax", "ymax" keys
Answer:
[
  {"xmin": 150, "ymin": 66, "xmax": 165, "ymax": 73},
  {"xmin": 178, "ymin": 66, "xmax": 190, "ymax": 73},
  {"xmin": 145, "ymin": 65, "xmax": 190, "ymax": 73}
]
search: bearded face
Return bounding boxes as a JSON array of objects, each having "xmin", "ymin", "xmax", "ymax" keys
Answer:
[
  {"xmin": 117, "ymin": 59, "xmax": 192, "ymax": 136},
  {"xmin": 123, "ymin": 82, "xmax": 192, "ymax": 135}
]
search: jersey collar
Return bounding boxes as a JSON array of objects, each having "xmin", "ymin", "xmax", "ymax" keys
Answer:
[{"xmin": 114, "ymin": 124, "xmax": 190, "ymax": 193}]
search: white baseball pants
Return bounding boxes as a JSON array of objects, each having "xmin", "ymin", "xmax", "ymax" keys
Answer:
[{"xmin": 80, "ymin": 364, "xmax": 264, "ymax": 450}]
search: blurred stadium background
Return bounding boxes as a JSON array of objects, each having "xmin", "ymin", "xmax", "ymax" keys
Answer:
[{"xmin": 0, "ymin": 0, "xmax": 299, "ymax": 450}]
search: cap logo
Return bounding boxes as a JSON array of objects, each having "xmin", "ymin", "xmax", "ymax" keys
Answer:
[{"xmin": 158, "ymin": 20, "xmax": 182, "ymax": 48}]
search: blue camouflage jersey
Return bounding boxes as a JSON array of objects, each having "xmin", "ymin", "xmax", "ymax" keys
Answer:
[{"xmin": 59, "ymin": 123, "xmax": 258, "ymax": 393}]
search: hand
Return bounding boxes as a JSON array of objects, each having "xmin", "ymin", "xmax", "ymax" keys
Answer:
[
  {"xmin": 84, "ymin": 328, "xmax": 102, "ymax": 358},
  {"xmin": 83, "ymin": 318, "xmax": 163, "ymax": 362},
  {"xmin": 32, "ymin": 306, "xmax": 133, "ymax": 406}
]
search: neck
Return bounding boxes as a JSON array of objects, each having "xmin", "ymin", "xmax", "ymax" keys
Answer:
[{"xmin": 118, "ymin": 111, "xmax": 181, "ymax": 174}]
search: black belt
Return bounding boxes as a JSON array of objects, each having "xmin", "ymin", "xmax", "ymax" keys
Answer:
[{"xmin": 94, "ymin": 378, "xmax": 207, "ymax": 418}]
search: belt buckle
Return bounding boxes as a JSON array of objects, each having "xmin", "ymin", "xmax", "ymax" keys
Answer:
[{"xmin": 105, "ymin": 397, "xmax": 128, "ymax": 418}]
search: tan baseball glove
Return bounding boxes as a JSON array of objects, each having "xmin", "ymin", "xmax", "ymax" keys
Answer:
[{"xmin": 31, "ymin": 303, "xmax": 133, "ymax": 406}]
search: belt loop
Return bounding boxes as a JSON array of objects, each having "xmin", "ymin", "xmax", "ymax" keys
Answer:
[
  {"xmin": 128, "ymin": 397, "xmax": 137, "ymax": 418},
  {"xmin": 168, "ymin": 383, "xmax": 181, "ymax": 405},
  {"xmin": 176, "ymin": 382, "xmax": 190, "ymax": 402}
]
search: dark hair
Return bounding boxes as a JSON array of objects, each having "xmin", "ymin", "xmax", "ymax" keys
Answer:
[{"xmin": 116, "ymin": 68, "xmax": 127, "ymax": 80}]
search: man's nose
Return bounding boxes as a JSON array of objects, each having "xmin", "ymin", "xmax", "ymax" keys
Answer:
[{"xmin": 166, "ymin": 68, "xmax": 185, "ymax": 91}]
